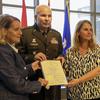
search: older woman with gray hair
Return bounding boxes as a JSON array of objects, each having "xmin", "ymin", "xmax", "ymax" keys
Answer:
[{"xmin": 0, "ymin": 14, "xmax": 48, "ymax": 100}]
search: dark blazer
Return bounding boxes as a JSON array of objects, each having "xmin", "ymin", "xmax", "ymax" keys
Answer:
[{"xmin": 0, "ymin": 44, "xmax": 41, "ymax": 100}]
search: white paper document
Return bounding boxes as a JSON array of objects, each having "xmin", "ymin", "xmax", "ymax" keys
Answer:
[{"xmin": 41, "ymin": 60, "xmax": 67, "ymax": 86}]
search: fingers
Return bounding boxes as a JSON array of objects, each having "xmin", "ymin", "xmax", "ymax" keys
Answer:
[
  {"xmin": 64, "ymin": 82, "xmax": 73, "ymax": 88},
  {"xmin": 32, "ymin": 61, "xmax": 41, "ymax": 71},
  {"xmin": 38, "ymin": 78, "xmax": 48, "ymax": 86},
  {"xmin": 56, "ymin": 56, "xmax": 65, "ymax": 65},
  {"xmin": 67, "ymin": 83, "xmax": 73, "ymax": 88},
  {"xmin": 35, "ymin": 52, "xmax": 47, "ymax": 61},
  {"xmin": 33, "ymin": 60, "xmax": 39, "ymax": 64}
]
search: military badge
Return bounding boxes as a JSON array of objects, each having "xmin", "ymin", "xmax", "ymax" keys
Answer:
[
  {"xmin": 50, "ymin": 37, "xmax": 58, "ymax": 44},
  {"xmin": 30, "ymin": 38, "xmax": 38, "ymax": 46}
]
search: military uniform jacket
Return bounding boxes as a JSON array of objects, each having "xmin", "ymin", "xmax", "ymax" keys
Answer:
[
  {"xmin": 16, "ymin": 24, "xmax": 63, "ymax": 100},
  {"xmin": 18, "ymin": 24, "xmax": 63, "ymax": 64},
  {"xmin": 0, "ymin": 44, "xmax": 41, "ymax": 100}
]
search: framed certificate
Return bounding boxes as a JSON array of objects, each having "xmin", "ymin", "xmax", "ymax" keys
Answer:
[{"xmin": 41, "ymin": 60, "xmax": 67, "ymax": 86}]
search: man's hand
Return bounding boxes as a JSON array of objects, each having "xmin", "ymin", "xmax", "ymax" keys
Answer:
[{"xmin": 34, "ymin": 52, "xmax": 47, "ymax": 61}]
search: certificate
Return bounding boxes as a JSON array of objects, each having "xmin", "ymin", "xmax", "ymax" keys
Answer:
[{"xmin": 41, "ymin": 60, "xmax": 67, "ymax": 86}]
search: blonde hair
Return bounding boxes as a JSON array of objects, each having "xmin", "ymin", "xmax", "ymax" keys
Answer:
[
  {"xmin": 73, "ymin": 20, "xmax": 96, "ymax": 51},
  {"xmin": 0, "ymin": 27, "xmax": 6, "ymax": 44},
  {"xmin": 0, "ymin": 14, "xmax": 7, "ymax": 44}
]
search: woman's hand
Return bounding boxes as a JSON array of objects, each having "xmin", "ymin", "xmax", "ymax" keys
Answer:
[
  {"xmin": 67, "ymin": 79, "xmax": 80, "ymax": 88},
  {"xmin": 38, "ymin": 77, "xmax": 48, "ymax": 86},
  {"xmin": 32, "ymin": 60, "xmax": 41, "ymax": 71},
  {"xmin": 56, "ymin": 56, "xmax": 65, "ymax": 65}
]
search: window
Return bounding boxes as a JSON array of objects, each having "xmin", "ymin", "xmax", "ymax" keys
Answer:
[
  {"xmin": 70, "ymin": 0, "xmax": 100, "ymax": 44},
  {"xmin": 52, "ymin": 11, "xmax": 64, "ymax": 34},
  {"xmin": 39, "ymin": 0, "xmax": 64, "ymax": 10},
  {"xmin": 70, "ymin": 0, "xmax": 90, "ymax": 12},
  {"xmin": 3, "ymin": 0, "xmax": 34, "ymax": 6},
  {"xmin": 96, "ymin": 16, "xmax": 100, "ymax": 44},
  {"xmin": 96, "ymin": 0, "xmax": 100, "ymax": 44},
  {"xmin": 2, "ymin": 0, "xmax": 34, "ymax": 26},
  {"xmin": 70, "ymin": 0, "xmax": 91, "ymax": 41},
  {"xmin": 1, "ymin": 0, "xmax": 100, "ymax": 44}
]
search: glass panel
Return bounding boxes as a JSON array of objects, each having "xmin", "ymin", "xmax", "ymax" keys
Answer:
[
  {"xmin": 3, "ymin": 6, "xmax": 34, "ymax": 26},
  {"xmin": 96, "ymin": 0, "xmax": 100, "ymax": 13},
  {"xmin": 3, "ymin": 6, "xmax": 22, "ymax": 20},
  {"xmin": 39, "ymin": 0, "xmax": 48, "ymax": 6},
  {"xmin": 52, "ymin": 11, "xmax": 64, "ymax": 36},
  {"xmin": 39, "ymin": 0, "xmax": 64, "ymax": 10},
  {"xmin": 70, "ymin": 13, "xmax": 90, "ymax": 44},
  {"xmin": 70, "ymin": 0, "xmax": 90, "ymax": 12},
  {"xmin": 27, "ymin": 9, "xmax": 34, "ymax": 26},
  {"xmin": 96, "ymin": 16, "xmax": 100, "ymax": 44},
  {"xmin": 2, "ymin": 0, "xmax": 34, "ymax": 6}
]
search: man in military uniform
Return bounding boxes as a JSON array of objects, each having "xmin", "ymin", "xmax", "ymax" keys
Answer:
[{"xmin": 17, "ymin": 5, "xmax": 64, "ymax": 100}]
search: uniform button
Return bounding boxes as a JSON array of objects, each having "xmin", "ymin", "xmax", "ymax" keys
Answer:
[
  {"xmin": 45, "ymin": 35, "xmax": 47, "ymax": 38},
  {"xmin": 46, "ymin": 49, "xmax": 48, "ymax": 51},
  {"xmin": 24, "ymin": 67, "xmax": 26, "ymax": 70},
  {"xmin": 33, "ymin": 51, "xmax": 36, "ymax": 55},
  {"xmin": 33, "ymin": 91, "xmax": 38, "ymax": 94},
  {"xmin": 25, "ymin": 76, "xmax": 28, "ymax": 80}
]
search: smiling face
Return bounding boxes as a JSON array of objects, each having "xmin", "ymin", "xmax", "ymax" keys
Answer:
[
  {"xmin": 6, "ymin": 20, "xmax": 22, "ymax": 44},
  {"xmin": 35, "ymin": 5, "xmax": 52, "ymax": 31},
  {"xmin": 79, "ymin": 22, "xmax": 93, "ymax": 42}
]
